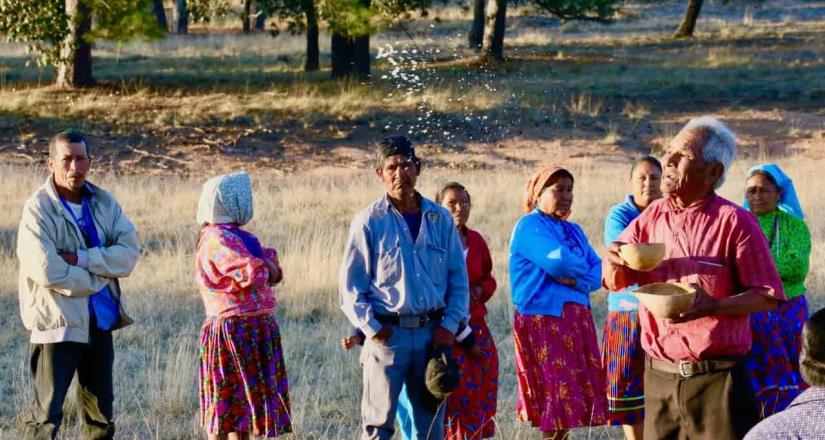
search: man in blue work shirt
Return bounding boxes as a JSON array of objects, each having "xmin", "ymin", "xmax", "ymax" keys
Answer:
[{"xmin": 339, "ymin": 135, "xmax": 469, "ymax": 440}]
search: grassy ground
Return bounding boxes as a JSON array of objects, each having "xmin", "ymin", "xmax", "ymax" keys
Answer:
[
  {"xmin": 0, "ymin": 1, "xmax": 824, "ymax": 174},
  {"xmin": 1, "ymin": 157, "xmax": 824, "ymax": 439}
]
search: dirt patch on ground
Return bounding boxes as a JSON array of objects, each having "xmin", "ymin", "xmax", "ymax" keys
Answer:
[
  {"xmin": 3, "ymin": 107, "xmax": 822, "ymax": 177},
  {"xmin": 1, "ymin": 1, "xmax": 824, "ymax": 176}
]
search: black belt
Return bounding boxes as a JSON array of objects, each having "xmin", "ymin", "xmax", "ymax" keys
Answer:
[
  {"xmin": 375, "ymin": 309, "xmax": 444, "ymax": 329},
  {"xmin": 647, "ymin": 356, "xmax": 741, "ymax": 378}
]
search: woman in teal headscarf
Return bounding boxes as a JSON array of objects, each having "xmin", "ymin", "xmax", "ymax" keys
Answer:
[{"xmin": 743, "ymin": 164, "xmax": 810, "ymax": 417}]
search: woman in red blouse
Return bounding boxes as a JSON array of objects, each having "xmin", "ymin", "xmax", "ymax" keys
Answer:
[{"xmin": 436, "ymin": 182, "xmax": 499, "ymax": 440}]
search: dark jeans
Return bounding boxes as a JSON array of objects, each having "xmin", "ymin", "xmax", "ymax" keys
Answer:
[
  {"xmin": 22, "ymin": 324, "xmax": 115, "ymax": 440},
  {"xmin": 643, "ymin": 361, "xmax": 760, "ymax": 440}
]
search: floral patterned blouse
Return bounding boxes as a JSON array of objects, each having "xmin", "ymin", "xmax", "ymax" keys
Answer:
[
  {"xmin": 196, "ymin": 224, "xmax": 278, "ymax": 317},
  {"xmin": 755, "ymin": 210, "xmax": 810, "ymax": 299}
]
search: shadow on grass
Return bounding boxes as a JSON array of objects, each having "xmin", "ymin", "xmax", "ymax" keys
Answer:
[{"xmin": 0, "ymin": 24, "xmax": 823, "ymax": 171}]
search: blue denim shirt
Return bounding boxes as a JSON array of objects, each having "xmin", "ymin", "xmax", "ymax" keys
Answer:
[
  {"xmin": 339, "ymin": 194, "xmax": 469, "ymax": 338},
  {"xmin": 509, "ymin": 210, "xmax": 602, "ymax": 317},
  {"xmin": 603, "ymin": 195, "xmax": 641, "ymax": 311}
]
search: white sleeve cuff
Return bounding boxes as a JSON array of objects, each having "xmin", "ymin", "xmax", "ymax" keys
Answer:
[{"xmin": 455, "ymin": 324, "xmax": 472, "ymax": 342}]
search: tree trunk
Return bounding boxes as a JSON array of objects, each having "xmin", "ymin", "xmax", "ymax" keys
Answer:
[
  {"xmin": 243, "ymin": 0, "xmax": 252, "ymax": 33},
  {"xmin": 674, "ymin": 0, "xmax": 704, "ymax": 38},
  {"xmin": 353, "ymin": 34, "xmax": 370, "ymax": 79},
  {"xmin": 330, "ymin": 0, "xmax": 370, "ymax": 79},
  {"xmin": 480, "ymin": 0, "xmax": 506, "ymax": 63},
  {"xmin": 468, "ymin": 0, "xmax": 485, "ymax": 51},
  {"xmin": 331, "ymin": 34, "xmax": 369, "ymax": 79},
  {"xmin": 304, "ymin": 0, "xmax": 319, "ymax": 72},
  {"xmin": 56, "ymin": 0, "xmax": 95, "ymax": 88},
  {"xmin": 254, "ymin": 2, "xmax": 266, "ymax": 31},
  {"xmin": 331, "ymin": 34, "xmax": 353, "ymax": 78},
  {"xmin": 152, "ymin": 0, "xmax": 168, "ymax": 32},
  {"xmin": 175, "ymin": 0, "xmax": 189, "ymax": 34}
]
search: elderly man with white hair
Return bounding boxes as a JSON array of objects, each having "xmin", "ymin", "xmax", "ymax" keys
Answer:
[{"xmin": 603, "ymin": 116, "xmax": 785, "ymax": 439}]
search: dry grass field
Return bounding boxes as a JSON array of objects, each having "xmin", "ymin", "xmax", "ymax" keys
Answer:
[{"xmin": 0, "ymin": 157, "xmax": 824, "ymax": 439}]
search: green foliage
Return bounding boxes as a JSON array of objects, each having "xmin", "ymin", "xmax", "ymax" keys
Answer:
[
  {"xmin": 533, "ymin": 0, "xmax": 621, "ymax": 22},
  {"xmin": 317, "ymin": 0, "xmax": 372, "ymax": 37},
  {"xmin": 188, "ymin": 0, "xmax": 235, "ymax": 22},
  {"xmin": 187, "ymin": 0, "xmax": 435, "ymax": 38},
  {"xmin": 317, "ymin": 0, "xmax": 432, "ymax": 38},
  {"xmin": 0, "ymin": 0, "xmax": 163, "ymax": 67},
  {"xmin": 90, "ymin": 0, "xmax": 166, "ymax": 42},
  {"xmin": 0, "ymin": 0, "xmax": 68, "ymax": 66}
]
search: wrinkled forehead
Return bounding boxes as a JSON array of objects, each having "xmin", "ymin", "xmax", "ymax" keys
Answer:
[
  {"xmin": 53, "ymin": 140, "xmax": 89, "ymax": 158},
  {"xmin": 382, "ymin": 154, "xmax": 415, "ymax": 166},
  {"xmin": 746, "ymin": 172, "xmax": 779, "ymax": 190},
  {"xmin": 669, "ymin": 128, "xmax": 707, "ymax": 156}
]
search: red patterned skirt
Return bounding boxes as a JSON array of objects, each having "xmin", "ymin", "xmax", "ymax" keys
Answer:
[
  {"xmin": 602, "ymin": 310, "xmax": 646, "ymax": 426},
  {"xmin": 445, "ymin": 319, "xmax": 499, "ymax": 439},
  {"xmin": 199, "ymin": 313, "xmax": 292, "ymax": 437},
  {"xmin": 514, "ymin": 303, "xmax": 608, "ymax": 432}
]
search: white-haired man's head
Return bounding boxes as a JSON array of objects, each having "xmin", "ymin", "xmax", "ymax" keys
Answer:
[
  {"xmin": 661, "ymin": 116, "xmax": 737, "ymax": 202},
  {"xmin": 682, "ymin": 116, "xmax": 737, "ymax": 189}
]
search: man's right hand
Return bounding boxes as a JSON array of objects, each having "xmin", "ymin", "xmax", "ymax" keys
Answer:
[
  {"xmin": 371, "ymin": 326, "xmax": 393, "ymax": 345},
  {"xmin": 59, "ymin": 252, "xmax": 78, "ymax": 266},
  {"xmin": 605, "ymin": 241, "xmax": 627, "ymax": 267}
]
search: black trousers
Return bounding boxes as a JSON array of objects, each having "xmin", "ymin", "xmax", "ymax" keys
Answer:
[
  {"xmin": 22, "ymin": 323, "xmax": 115, "ymax": 440},
  {"xmin": 643, "ymin": 362, "xmax": 760, "ymax": 440}
]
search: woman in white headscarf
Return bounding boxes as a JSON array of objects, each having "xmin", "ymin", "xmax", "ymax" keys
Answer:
[{"xmin": 195, "ymin": 172, "xmax": 292, "ymax": 439}]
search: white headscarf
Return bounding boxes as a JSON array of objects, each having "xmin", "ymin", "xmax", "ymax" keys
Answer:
[{"xmin": 196, "ymin": 172, "xmax": 254, "ymax": 226}]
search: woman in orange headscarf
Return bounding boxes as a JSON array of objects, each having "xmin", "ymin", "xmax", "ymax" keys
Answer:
[{"xmin": 508, "ymin": 166, "xmax": 607, "ymax": 439}]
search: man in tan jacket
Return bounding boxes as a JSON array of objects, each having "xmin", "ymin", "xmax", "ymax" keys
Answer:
[{"xmin": 17, "ymin": 131, "xmax": 139, "ymax": 440}]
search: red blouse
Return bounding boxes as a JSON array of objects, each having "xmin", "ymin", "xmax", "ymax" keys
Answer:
[{"xmin": 464, "ymin": 227, "xmax": 497, "ymax": 324}]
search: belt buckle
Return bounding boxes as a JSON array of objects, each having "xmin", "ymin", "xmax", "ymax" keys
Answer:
[
  {"xmin": 399, "ymin": 315, "xmax": 421, "ymax": 328},
  {"xmin": 678, "ymin": 361, "xmax": 694, "ymax": 378}
]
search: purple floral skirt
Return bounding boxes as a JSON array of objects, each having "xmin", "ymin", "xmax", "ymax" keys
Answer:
[
  {"xmin": 199, "ymin": 313, "xmax": 292, "ymax": 437},
  {"xmin": 746, "ymin": 295, "xmax": 808, "ymax": 418}
]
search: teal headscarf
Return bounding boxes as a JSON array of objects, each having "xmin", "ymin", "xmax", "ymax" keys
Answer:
[
  {"xmin": 196, "ymin": 172, "xmax": 254, "ymax": 226},
  {"xmin": 743, "ymin": 163, "xmax": 804, "ymax": 219}
]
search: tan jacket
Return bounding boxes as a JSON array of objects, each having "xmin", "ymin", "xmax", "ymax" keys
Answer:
[{"xmin": 17, "ymin": 177, "xmax": 139, "ymax": 343}]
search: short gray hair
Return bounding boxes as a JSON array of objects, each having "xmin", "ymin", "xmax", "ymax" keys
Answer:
[{"xmin": 683, "ymin": 116, "xmax": 736, "ymax": 189}]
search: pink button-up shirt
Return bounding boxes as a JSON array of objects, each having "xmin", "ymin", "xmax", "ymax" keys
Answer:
[{"xmin": 603, "ymin": 194, "xmax": 784, "ymax": 362}]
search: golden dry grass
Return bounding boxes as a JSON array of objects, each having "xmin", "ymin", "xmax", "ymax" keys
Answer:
[{"xmin": 1, "ymin": 156, "xmax": 823, "ymax": 438}]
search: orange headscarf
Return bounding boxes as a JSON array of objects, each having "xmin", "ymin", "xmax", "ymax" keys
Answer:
[{"xmin": 523, "ymin": 166, "xmax": 572, "ymax": 213}]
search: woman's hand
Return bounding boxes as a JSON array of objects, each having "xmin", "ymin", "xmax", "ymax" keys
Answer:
[{"xmin": 265, "ymin": 259, "xmax": 283, "ymax": 285}]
